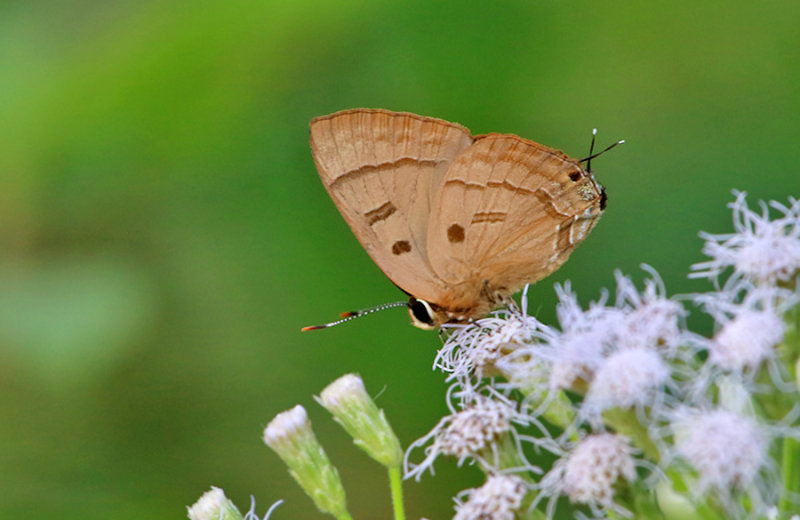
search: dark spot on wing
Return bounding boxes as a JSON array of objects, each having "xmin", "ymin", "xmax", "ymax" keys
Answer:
[
  {"xmin": 447, "ymin": 224, "xmax": 465, "ymax": 243},
  {"xmin": 392, "ymin": 240, "xmax": 412, "ymax": 255},
  {"xmin": 568, "ymin": 171, "xmax": 581, "ymax": 182}
]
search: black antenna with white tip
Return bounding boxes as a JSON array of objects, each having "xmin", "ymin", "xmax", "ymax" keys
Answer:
[{"xmin": 580, "ymin": 128, "xmax": 625, "ymax": 172}]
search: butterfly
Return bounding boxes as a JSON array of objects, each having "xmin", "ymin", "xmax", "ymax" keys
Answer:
[{"xmin": 306, "ymin": 109, "xmax": 611, "ymax": 330}]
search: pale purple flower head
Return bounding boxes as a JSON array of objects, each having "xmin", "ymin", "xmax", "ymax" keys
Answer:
[
  {"xmin": 582, "ymin": 346, "xmax": 671, "ymax": 419},
  {"xmin": 454, "ymin": 474, "xmax": 528, "ymax": 520},
  {"xmin": 404, "ymin": 394, "xmax": 530, "ymax": 480},
  {"xmin": 613, "ymin": 267, "xmax": 688, "ymax": 356},
  {"xmin": 691, "ymin": 191, "xmax": 800, "ymax": 287},
  {"xmin": 545, "ymin": 283, "xmax": 623, "ymax": 391},
  {"xmin": 694, "ymin": 286, "xmax": 794, "ymax": 378},
  {"xmin": 540, "ymin": 433, "xmax": 636, "ymax": 518},
  {"xmin": 672, "ymin": 408, "xmax": 768, "ymax": 494},
  {"xmin": 435, "ymin": 309, "xmax": 540, "ymax": 384}
]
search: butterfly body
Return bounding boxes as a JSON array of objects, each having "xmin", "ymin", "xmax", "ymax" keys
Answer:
[{"xmin": 310, "ymin": 109, "xmax": 606, "ymax": 329}]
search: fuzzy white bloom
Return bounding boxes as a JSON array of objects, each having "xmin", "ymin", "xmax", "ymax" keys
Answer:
[
  {"xmin": 691, "ymin": 191, "xmax": 800, "ymax": 286},
  {"xmin": 500, "ymin": 272, "xmax": 689, "ymax": 417},
  {"xmin": 405, "ymin": 395, "xmax": 527, "ymax": 480},
  {"xmin": 548, "ymin": 331, "xmax": 605, "ymax": 391},
  {"xmin": 613, "ymin": 268, "xmax": 687, "ymax": 356},
  {"xmin": 544, "ymin": 284, "xmax": 623, "ymax": 391},
  {"xmin": 710, "ymin": 308, "xmax": 784, "ymax": 372},
  {"xmin": 673, "ymin": 409, "xmax": 767, "ymax": 493},
  {"xmin": 695, "ymin": 286, "xmax": 793, "ymax": 377},
  {"xmin": 436, "ymin": 311, "xmax": 539, "ymax": 383},
  {"xmin": 526, "ymin": 274, "xmax": 683, "ymax": 393},
  {"xmin": 453, "ymin": 474, "xmax": 528, "ymax": 520},
  {"xmin": 439, "ymin": 399, "xmax": 513, "ymax": 458},
  {"xmin": 583, "ymin": 346, "xmax": 671, "ymax": 417},
  {"xmin": 542, "ymin": 434, "xmax": 635, "ymax": 511}
]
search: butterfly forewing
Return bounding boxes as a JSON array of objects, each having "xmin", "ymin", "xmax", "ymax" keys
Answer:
[{"xmin": 309, "ymin": 109, "xmax": 474, "ymax": 302}]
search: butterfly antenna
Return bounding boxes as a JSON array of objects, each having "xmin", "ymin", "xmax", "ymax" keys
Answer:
[
  {"xmin": 587, "ymin": 128, "xmax": 597, "ymax": 173},
  {"xmin": 580, "ymin": 129, "xmax": 626, "ymax": 171},
  {"xmin": 301, "ymin": 301, "xmax": 408, "ymax": 331}
]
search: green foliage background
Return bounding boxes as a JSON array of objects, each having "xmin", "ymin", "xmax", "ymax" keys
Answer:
[{"xmin": 1, "ymin": 1, "xmax": 798, "ymax": 519}]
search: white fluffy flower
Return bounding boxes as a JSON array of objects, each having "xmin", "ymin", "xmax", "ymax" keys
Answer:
[
  {"xmin": 583, "ymin": 346, "xmax": 671, "ymax": 417},
  {"xmin": 545, "ymin": 283, "xmax": 623, "ymax": 390},
  {"xmin": 436, "ymin": 310, "xmax": 540, "ymax": 383},
  {"xmin": 405, "ymin": 396, "xmax": 524, "ymax": 480},
  {"xmin": 547, "ymin": 329, "xmax": 607, "ymax": 391},
  {"xmin": 710, "ymin": 308, "xmax": 784, "ymax": 372},
  {"xmin": 542, "ymin": 433, "xmax": 636, "ymax": 511},
  {"xmin": 454, "ymin": 474, "xmax": 527, "ymax": 520},
  {"xmin": 691, "ymin": 191, "xmax": 800, "ymax": 286},
  {"xmin": 613, "ymin": 268, "xmax": 687, "ymax": 356},
  {"xmin": 695, "ymin": 286, "xmax": 792, "ymax": 377},
  {"xmin": 673, "ymin": 409, "xmax": 767, "ymax": 493}
]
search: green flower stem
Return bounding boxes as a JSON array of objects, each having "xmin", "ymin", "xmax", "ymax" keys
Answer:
[
  {"xmin": 788, "ymin": 304, "xmax": 800, "ymax": 382},
  {"xmin": 655, "ymin": 477, "xmax": 726, "ymax": 520},
  {"xmin": 602, "ymin": 407, "xmax": 659, "ymax": 461},
  {"xmin": 388, "ymin": 465, "xmax": 405, "ymax": 520},
  {"xmin": 780, "ymin": 436, "xmax": 800, "ymax": 514},
  {"xmin": 480, "ymin": 433, "xmax": 535, "ymax": 482},
  {"xmin": 780, "ymin": 303, "xmax": 800, "ymax": 515},
  {"xmin": 518, "ymin": 500, "xmax": 546, "ymax": 520},
  {"xmin": 513, "ymin": 383, "xmax": 575, "ymax": 430},
  {"xmin": 541, "ymin": 390, "xmax": 576, "ymax": 430}
]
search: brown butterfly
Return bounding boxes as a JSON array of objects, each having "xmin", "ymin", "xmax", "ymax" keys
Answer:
[{"xmin": 306, "ymin": 109, "xmax": 612, "ymax": 330}]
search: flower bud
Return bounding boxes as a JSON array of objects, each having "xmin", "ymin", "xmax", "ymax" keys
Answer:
[
  {"xmin": 187, "ymin": 487, "xmax": 242, "ymax": 520},
  {"xmin": 317, "ymin": 374, "xmax": 403, "ymax": 468},
  {"xmin": 263, "ymin": 405, "xmax": 349, "ymax": 518}
]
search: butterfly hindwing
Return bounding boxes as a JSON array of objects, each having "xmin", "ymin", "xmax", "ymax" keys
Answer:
[{"xmin": 427, "ymin": 133, "xmax": 604, "ymax": 299}]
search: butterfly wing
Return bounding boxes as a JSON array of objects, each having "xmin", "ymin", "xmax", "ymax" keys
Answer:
[
  {"xmin": 310, "ymin": 109, "xmax": 474, "ymax": 302},
  {"xmin": 427, "ymin": 133, "xmax": 605, "ymax": 311}
]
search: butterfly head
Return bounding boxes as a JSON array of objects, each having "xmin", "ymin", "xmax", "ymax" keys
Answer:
[
  {"xmin": 408, "ymin": 297, "xmax": 465, "ymax": 329},
  {"xmin": 407, "ymin": 296, "xmax": 485, "ymax": 329},
  {"xmin": 407, "ymin": 297, "xmax": 439, "ymax": 329}
]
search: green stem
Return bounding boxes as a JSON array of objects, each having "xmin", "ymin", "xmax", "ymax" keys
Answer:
[
  {"xmin": 388, "ymin": 465, "xmax": 405, "ymax": 520},
  {"xmin": 780, "ymin": 436, "xmax": 800, "ymax": 514},
  {"xmin": 602, "ymin": 407, "xmax": 660, "ymax": 461},
  {"xmin": 541, "ymin": 390, "xmax": 577, "ymax": 430},
  {"xmin": 335, "ymin": 512, "xmax": 354, "ymax": 520}
]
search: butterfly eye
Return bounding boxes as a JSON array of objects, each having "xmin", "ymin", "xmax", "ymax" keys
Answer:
[{"xmin": 407, "ymin": 297, "xmax": 436, "ymax": 329}]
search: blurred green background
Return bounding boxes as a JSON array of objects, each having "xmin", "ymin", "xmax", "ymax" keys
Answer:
[{"xmin": 1, "ymin": 1, "xmax": 798, "ymax": 519}]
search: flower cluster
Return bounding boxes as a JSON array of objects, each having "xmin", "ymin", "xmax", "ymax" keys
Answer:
[
  {"xmin": 404, "ymin": 192, "xmax": 800, "ymax": 519},
  {"xmin": 191, "ymin": 192, "xmax": 800, "ymax": 520}
]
